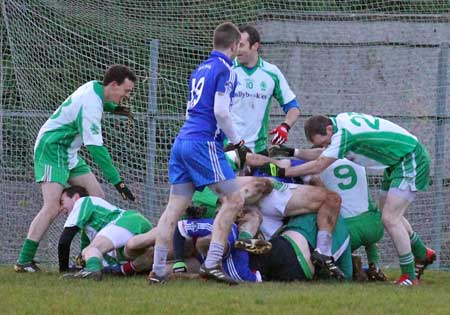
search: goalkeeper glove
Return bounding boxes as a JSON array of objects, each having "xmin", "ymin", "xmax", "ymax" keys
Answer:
[
  {"xmin": 113, "ymin": 105, "xmax": 134, "ymax": 119},
  {"xmin": 226, "ymin": 140, "xmax": 251, "ymax": 170},
  {"xmin": 259, "ymin": 163, "xmax": 286, "ymax": 177},
  {"xmin": 366, "ymin": 263, "xmax": 387, "ymax": 282},
  {"xmin": 172, "ymin": 261, "xmax": 188, "ymax": 273},
  {"xmin": 268, "ymin": 144, "xmax": 295, "ymax": 157},
  {"xmin": 270, "ymin": 122, "xmax": 290, "ymax": 145},
  {"xmin": 75, "ymin": 254, "xmax": 85, "ymax": 269},
  {"xmin": 104, "ymin": 101, "xmax": 134, "ymax": 118},
  {"xmin": 115, "ymin": 182, "xmax": 135, "ymax": 201}
]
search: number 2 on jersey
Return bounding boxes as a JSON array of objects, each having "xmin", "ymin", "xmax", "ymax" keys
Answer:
[
  {"xmin": 333, "ymin": 165, "xmax": 357, "ymax": 190},
  {"xmin": 187, "ymin": 77, "xmax": 205, "ymax": 110},
  {"xmin": 348, "ymin": 112, "xmax": 380, "ymax": 130}
]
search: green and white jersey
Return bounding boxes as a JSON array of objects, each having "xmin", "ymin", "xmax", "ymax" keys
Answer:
[
  {"xmin": 319, "ymin": 159, "xmax": 378, "ymax": 219},
  {"xmin": 34, "ymin": 81, "xmax": 105, "ymax": 170},
  {"xmin": 322, "ymin": 112, "xmax": 418, "ymax": 170},
  {"xmin": 64, "ymin": 196, "xmax": 151, "ymax": 241},
  {"xmin": 231, "ymin": 57, "xmax": 296, "ymax": 152}
]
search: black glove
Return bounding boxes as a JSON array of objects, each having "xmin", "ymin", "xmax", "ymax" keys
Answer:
[
  {"xmin": 224, "ymin": 140, "xmax": 250, "ymax": 170},
  {"xmin": 112, "ymin": 106, "xmax": 134, "ymax": 119},
  {"xmin": 268, "ymin": 145, "xmax": 295, "ymax": 157},
  {"xmin": 259, "ymin": 163, "xmax": 286, "ymax": 177},
  {"xmin": 115, "ymin": 182, "xmax": 135, "ymax": 201},
  {"xmin": 366, "ymin": 263, "xmax": 387, "ymax": 282}
]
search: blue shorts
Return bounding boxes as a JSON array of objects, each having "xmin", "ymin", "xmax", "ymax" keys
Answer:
[{"xmin": 169, "ymin": 138, "xmax": 236, "ymax": 188}]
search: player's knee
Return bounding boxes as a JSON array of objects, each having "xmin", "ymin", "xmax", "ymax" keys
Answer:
[
  {"xmin": 253, "ymin": 177, "xmax": 274, "ymax": 195},
  {"xmin": 86, "ymin": 184, "xmax": 105, "ymax": 198},
  {"xmin": 94, "ymin": 189, "xmax": 105, "ymax": 199},
  {"xmin": 381, "ymin": 212, "xmax": 401, "ymax": 229},
  {"xmin": 160, "ymin": 205, "xmax": 186, "ymax": 227},
  {"xmin": 226, "ymin": 190, "xmax": 245, "ymax": 209},
  {"xmin": 326, "ymin": 191, "xmax": 341, "ymax": 210},
  {"xmin": 125, "ymin": 237, "xmax": 138, "ymax": 251},
  {"xmin": 83, "ymin": 245, "xmax": 102, "ymax": 258},
  {"xmin": 41, "ymin": 202, "xmax": 62, "ymax": 218}
]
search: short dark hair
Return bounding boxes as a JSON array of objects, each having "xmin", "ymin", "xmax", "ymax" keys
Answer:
[
  {"xmin": 102, "ymin": 64, "xmax": 137, "ymax": 86},
  {"xmin": 62, "ymin": 186, "xmax": 89, "ymax": 198},
  {"xmin": 239, "ymin": 25, "xmax": 260, "ymax": 48},
  {"xmin": 304, "ymin": 115, "xmax": 333, "ymax": 142},
  {"xmin": 213, "ymin": 22, "xmax": 241, "ymax": 50}
]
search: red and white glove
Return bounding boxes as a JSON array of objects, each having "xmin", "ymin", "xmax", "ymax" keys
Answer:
[{"xmin": 270, "ymin": 122, "xmax": 290, "ymax": 145}]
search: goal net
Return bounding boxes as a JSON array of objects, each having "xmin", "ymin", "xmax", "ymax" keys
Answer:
[{"xmin": 1, "ymin": 0, "xmax": 449, "ymax": 269}]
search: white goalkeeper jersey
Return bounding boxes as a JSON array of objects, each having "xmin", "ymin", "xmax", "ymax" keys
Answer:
[
  {"xmin": 319, "ymin": 159, "xmax": 377, "ymax": 219},
  {"xmin": 34, "ymin": 81, "xmax": 105, "ymax": 169},
  {"xmin": 322, "ymin": 112, "xmax": 419, "ymax": 170},
  {"xmin": 231, "ymin": 57, "xmax": 296, "ymax": 153}
]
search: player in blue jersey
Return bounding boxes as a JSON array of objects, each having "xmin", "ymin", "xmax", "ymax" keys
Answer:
[
  {"xmin": 149, "ymin": 22, "xmax": 248, "ymax": 285},
  {"xmin": 174, "ymin": 217, "xmax": 261, "ymax": 282}
]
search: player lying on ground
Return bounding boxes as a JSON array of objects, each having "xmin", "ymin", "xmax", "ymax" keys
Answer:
[
  {"xmin": 169, "ymin": 211, "xmax": 262, "ymax": 283},
  {"xmin": 171, "ymin": 202, "xmax": 267, "ymax": 274},
  {"xmin": 236, "ymin": 176, "xmax": 344, "ymax": 279},
  {"xmin": 174, "ymin": 149, "xmax": 344, "ymax": 279},
  {"xmin": 268, "ymin": 148, "xmax": 387, "ymax": 281},
  {"xmin": 57, "ymin": 186, "xmax": 154, "ymax": 280},
  {"xmin": 269, "ymin": 115, "xmax": 436, "ymax": 284},
  {"xmin": 174, "ymin": 172, "xmax": 344, "ymax": 280},
  {"xmin": 178, "ymin": 211, "xmax": 352, "ymax": 282},
  {"xmin": 250, "ymin": 213, "xmax": 353, "ymax": 281}
]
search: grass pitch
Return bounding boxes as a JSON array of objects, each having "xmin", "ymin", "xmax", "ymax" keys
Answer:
[{"xmin": 1, "ymin": 267, "xmax": 450, "ymax": 315}]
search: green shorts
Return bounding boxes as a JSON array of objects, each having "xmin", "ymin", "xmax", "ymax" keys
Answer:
[
  {"xmin": 381, "ymin": 142, "xmax": 430, "ymax": 192},
  {"xmin": 34, "ymin": 157, "xmax": 91, "ymax": 186},
  {"xmin": 344, "ymin": 211, "xmax": 384, "ymax": 252},
  {"xmin": 115, "ymin": 210, "xmax": 153, "ymax": 235}
]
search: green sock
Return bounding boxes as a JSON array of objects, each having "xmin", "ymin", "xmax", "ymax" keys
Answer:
[
  {"xmin": 410, "ymin": 232, "xmax": 427, "ymax": 261},
  {"xmin": 399, "ymin": 252, "xmax": 416, "ymax": 280},
  {"xmin": 18, "ymin": 239, "xmax": 39, "ymax": 264},
  {"xmin": 86, "ymin": 257, "xmax": 103, "ymax": 272},
  {"xmin": 238, "ymin": 231, "xmax": 253, "ymax": 240}
]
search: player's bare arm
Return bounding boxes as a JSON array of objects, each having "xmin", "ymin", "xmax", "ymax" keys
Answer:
[{"xmin": 284, "ymin": 155, "xmax": 337, "ymax": 177}]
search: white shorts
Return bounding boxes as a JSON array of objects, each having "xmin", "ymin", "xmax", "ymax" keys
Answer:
[
  {"xmin": 258, "ymin": 184, "xmax": 295, "ymax": 218},
  {"xmin": 97, "ymin": 224, "xmax": 134, "ymax": 248},
  {"xmin": 259, "ymin": 216, "xmax": 283, "ymax": 240}
]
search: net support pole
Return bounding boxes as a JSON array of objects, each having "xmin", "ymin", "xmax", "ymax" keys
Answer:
[
  {"xmin": 145, "ymin": 39, "xmax": 159, "ymax": 219},
  {"xmin": 0, "ymin": 26, "xmax": 4, "ymax": 170},
  {"xmin": 432, "ymin": 42, "xmax": 448, "ymax": 269}
]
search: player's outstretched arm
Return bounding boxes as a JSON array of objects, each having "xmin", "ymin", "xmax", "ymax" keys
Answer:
[
  {"xmin": 284, "ymin": 156, "xmax": 336, "ymax": 177},
  {"xmin": 86, "ymin": 145, "xmax": 135, "ymax": 201},
  {"xmin": 269, "ymin": 145, "xmax": 323, "ymax": 161}
]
